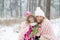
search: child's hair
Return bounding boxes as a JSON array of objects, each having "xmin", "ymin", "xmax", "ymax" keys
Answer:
[{"xmin": 26, "ymin": 15, "xmax": 36, "ymax": 24}]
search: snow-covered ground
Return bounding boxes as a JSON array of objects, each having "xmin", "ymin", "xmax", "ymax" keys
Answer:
[
  {"xmin": 50, "ymin": 18, "xmax": 60, "ymax": 40},
  {"xmin": 0, "ymin": 18, "xmax": 60, "ymax": 40},
  {"xmin": 50, "ymin": 18, "xmax": 60, "ymax": 35},
  {"xmin": 0, "ymin": 24, "xmax": 20, "ymax": 40}
]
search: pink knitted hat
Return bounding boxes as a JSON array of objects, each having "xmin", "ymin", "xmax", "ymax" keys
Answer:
[{"xmin": 25, "ymin": 11, "xmax": 31, "ymax": 16}]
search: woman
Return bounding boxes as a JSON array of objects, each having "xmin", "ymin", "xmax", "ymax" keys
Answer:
[
  {"xmin": 34, "ymin": 7, "xmax": 57, "ymax": 40},
  {"xmin": 20, "ymin": 15, "xmax": 37, "ymax": 40}
]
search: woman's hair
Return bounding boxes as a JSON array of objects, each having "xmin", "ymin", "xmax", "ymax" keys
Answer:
[{"xmin": 26, "ymin": 15, "xmax": 36, "ymax": 24}]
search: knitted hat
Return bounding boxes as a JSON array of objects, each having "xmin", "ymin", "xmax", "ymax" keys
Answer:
[
  {"xmin": 25, "ymin": 11, "xmax": 31, "ymax": 16},
  {"xmin": 35, "ymin": 7, "xmax": 45, "ymax": 17}
]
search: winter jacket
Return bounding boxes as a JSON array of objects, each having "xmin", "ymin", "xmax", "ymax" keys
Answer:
[
  {"xmin": 19, "ymin": 21, "xmax": 29, "ymax": 40},
  {"xmin": 40, "ymin": 18, "xmax": 57, "ymax": 40}
]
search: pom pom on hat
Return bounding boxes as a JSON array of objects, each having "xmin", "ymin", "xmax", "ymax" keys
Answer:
[
  {"xmin": 35, "ymin": 7, "xmax": 45, "ymax": 17},
  {"xmin": 25, "ymin": 11, "xmax": 31, "ymax": 16}
]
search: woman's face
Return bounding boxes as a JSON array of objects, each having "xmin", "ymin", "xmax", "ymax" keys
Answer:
[
  {"xmin": 36, "ymin": 16, "xmax": 44, "ymax": 23},
  {"xmin": 28, "ymin": 17, "xmax": 35, "ymax": 23}
]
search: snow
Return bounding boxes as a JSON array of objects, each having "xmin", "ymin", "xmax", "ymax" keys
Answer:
[
  {"xmin": 0, "ymin": 18, "xmax": 60, "ymax": 40},
  {"xmin": 0, "ymin": 24, "xmax": 20, "ymax": 40},
  {"xmin": 50, "ymin": 18, "xmax": 60, "ymax": 40}
]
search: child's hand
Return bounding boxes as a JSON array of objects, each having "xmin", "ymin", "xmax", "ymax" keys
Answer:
[{"xmin": 36, "ymin": 28, "xmax": 42, "ymax": 36}]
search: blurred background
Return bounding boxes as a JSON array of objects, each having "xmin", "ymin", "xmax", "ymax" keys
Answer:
[
  {"xmin": 0, "ymin": 0, "xmax": 60, "ymax": 19},
  {"xmin": 0, "ymin": 0, "xmax": 60, "ymax": 40}
]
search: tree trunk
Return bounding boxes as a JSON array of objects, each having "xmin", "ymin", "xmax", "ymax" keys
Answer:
[{"xmin": 46, "ymin": 0, "xmax": 51, "ymax": 19}]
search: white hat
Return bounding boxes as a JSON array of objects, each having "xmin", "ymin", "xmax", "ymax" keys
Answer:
[{"xmin": 35, "ymin": 7, "xmax": 45, "ymax": 17}]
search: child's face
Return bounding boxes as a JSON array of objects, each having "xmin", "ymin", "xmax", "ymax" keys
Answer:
[{"xmin": 28, "ymin": 17, "xmax": 35, "ymax": 23}]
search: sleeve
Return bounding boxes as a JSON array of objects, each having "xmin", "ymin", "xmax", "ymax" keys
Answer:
[
  {"xmin": 19, "ymin": 21, "xmax": 29, "ymax": 40},
  {"xmin": 41, "ymin": 19, "xmax": 57, "ymax": 40},
  {"xmin": 19, "ymin": 22, "xmax": 26, "ymax": 40}
]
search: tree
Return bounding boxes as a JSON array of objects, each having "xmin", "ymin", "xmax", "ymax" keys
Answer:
[{"xmin": 46, "ymin": 0, "xmax": 51, "ymax": 19}]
